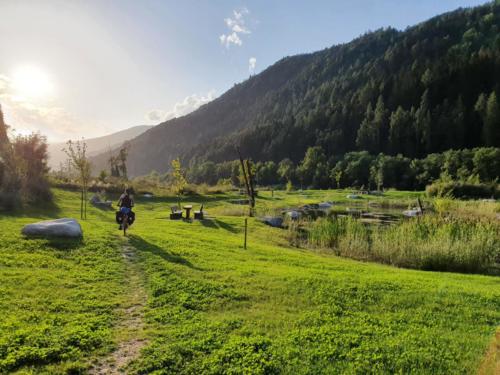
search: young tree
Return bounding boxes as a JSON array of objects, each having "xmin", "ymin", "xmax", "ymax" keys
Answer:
[
  {"xmin": 64, "ymin": 140, "xmax": 91, "ymax": 219},
  {"xmin": 277, "ymin": 158, "xmax": 295, "ymax": 183},
  {"xmin": 297, "ymin": 146, "xmax": 328, "ymax": 188},
  {"xmin": 171, "ymin": 158, "xmax": 187, "ymax": 205},
  {"xmin": 117, "ymin": 143, "xmax": 130, "ymax": 179}
]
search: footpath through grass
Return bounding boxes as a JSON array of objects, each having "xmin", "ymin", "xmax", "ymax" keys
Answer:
[{"xmin": 0, "ymin": 188, "xmax": 499, "ymax": 374}]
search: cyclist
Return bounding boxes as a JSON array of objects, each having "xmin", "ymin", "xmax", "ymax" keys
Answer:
[{"xmin": 117, "ymin": 188, "xmax": 134, "ymax": 230}]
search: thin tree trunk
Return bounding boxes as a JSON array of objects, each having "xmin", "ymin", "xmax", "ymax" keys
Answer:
[
  {"xmin": 84, "ymin": 183, "xmax": 87, "ymax": 219},
  {"xmin": 81, "ymin": 187, "xmax": 84, "ymax": 219}
]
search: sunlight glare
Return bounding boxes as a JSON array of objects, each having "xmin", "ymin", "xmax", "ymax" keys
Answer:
[{"xmin": 12, "ymin": 65, "xmax": 54, "ymax": 99}]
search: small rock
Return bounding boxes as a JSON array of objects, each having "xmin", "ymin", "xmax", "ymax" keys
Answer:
[
  {"xmin": 402, "ymin": 209, "xmax": 422, "ymax": 218},
  {"xmin": 285, "ymin": 210, "xmax": 301, "ymax": 220},
  {"xmin": 346, "ymin": 194, "xmax": 361, "ymax": 199},
  {"xmin": 22, "ymin": 218, "xmax": 83, "ymax": 238},
  {"xmin": 261, "ymin": 216, "xmax": 283, "ymax": 228},
  {"xmin": 318, "ymin": 202, "xmax": 333, "ymax": 209}
]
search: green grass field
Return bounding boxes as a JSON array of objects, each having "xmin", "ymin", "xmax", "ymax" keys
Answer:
[{"xmin": 0, "ymin": 189, "xmax": 499, "ymax": 374}]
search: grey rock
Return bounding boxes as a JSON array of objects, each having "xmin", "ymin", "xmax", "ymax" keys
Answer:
[
  {"xmin": 22, "ymin": 218, "xmax": 83, "ymax": 238},
  {"xmin": 285, "ymin": 210, "xmax": 301, "ymax": 220},
  {"xmin": 261, "ymin": 216, "xmax": 283, "ymax": 228},
  {"xmin": 90, "ymin": 194, "xmax": 112, "ymax": 209}
]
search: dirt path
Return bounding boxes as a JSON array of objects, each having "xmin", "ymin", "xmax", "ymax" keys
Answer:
[
  {"xmin": 477, "ymin": 329, "xmax": 499, "ymax": 375},
  {"xmin": 90, "ymin": 240, "xmax": 147, "ymax": 374}
]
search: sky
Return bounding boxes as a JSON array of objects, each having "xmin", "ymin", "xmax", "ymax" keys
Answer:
[{"xmin": 0, "ymin": 0, "xmax": 489, "ymax": 142}]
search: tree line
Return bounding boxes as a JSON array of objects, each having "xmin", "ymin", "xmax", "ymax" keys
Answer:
[{"xmin": 186, "ymin": 146, "xmax": 500, "ymax": 191}]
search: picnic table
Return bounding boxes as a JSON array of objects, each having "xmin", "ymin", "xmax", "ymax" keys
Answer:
[{"xmin": 183, "ymin": 205, "xmax": 193, "ymax": 219}]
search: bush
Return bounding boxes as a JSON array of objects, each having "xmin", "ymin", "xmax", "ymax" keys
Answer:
[
  {"xmin": 426, "ymin": 181, "xmax": 499, "ymax": 199},
  {"xmin": 0, "ymin": 134, "xmax": 52, "ymax": 211}
]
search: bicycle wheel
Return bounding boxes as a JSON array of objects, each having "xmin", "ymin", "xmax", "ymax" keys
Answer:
[{"xmin": 123, "ymin": 215, "xmax": 128, "ymax": 236}]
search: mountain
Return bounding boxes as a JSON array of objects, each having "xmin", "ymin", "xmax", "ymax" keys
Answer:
[
  {"xmin": 92, "ymin": 1, "xmax": 500, "ymax": 177},
  {"xmin": 48, "ymin": 125, "xmax": 152, "ymax": 169}
]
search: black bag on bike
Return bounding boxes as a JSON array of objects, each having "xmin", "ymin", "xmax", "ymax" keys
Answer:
[
  {"xmin": 116, "ymin": 211, "xmax": 123, "ymax": 224},
  {"xmin": 116, "ymin": 210, "xmax": 135, "ymax": 225},
  {"xmin": 127, "ymin": 211, "xmax": 136, "ymax": 225}
]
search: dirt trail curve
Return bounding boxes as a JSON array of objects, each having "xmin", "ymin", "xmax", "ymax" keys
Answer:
[
  {"xmin": 90, "ymin": 240, "xmax": 147, "ymax": 374},
  {"xmin": 477, "ymin": 329, "xmax": 499, "ymax": 375}
]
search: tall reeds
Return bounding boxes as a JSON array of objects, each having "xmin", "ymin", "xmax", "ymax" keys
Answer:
[{"xmin": 305, "ymin": 215, "xmax": 499, "ymax": 274}]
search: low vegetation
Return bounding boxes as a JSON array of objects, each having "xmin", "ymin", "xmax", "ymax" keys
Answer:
[{"xmin": 307, "ymin": 214, "xmax": 499, "ymax": 274}]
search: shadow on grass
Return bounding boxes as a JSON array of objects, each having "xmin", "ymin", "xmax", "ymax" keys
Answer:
[
  {"xmin": 1, "ymin": 200, "xmax": 62, "ymax": 219},
  {"xmin": 47, "ymin": 237, "xmax": 84, "ymax": 250},
  {"xmin": 21, "ymin": 235, "xmax": 85, "ymax": 251},
  {"xmin": 128, "ymin": 234, "xmax": 202, "ymax": 270},
  {"xmin": 200, "ymin": 218, "xmax": 239, "ymax": 233}
]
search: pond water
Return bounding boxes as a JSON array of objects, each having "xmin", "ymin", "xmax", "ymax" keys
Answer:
[{"xmin": 269, "ymin": 200, "xmax": 417, "ymax": 226}]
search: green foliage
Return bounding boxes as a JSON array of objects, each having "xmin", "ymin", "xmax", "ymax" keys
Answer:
[
  {"xmin": 426, "ymin": 180, "xmax": 499, "ymax": 199},
  {"xmin": 0, "ymin": 130, "xmax": 52, "ymax": 211},
  {"xmin": 171, "ymin": 158, "xmax": 188, "ymax": 197}
]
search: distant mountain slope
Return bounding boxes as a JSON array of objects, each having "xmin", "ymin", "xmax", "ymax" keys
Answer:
[
  {"xmin": 92, "ymin": 1, "xmax": 500, "ymax": 176},
  {"xmin": 48, "ymin": 125, "xmax": 152, "ymax": 169}
]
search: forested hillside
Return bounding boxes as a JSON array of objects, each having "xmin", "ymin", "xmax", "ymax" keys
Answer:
[{"xmin": 93, "ymin": 1, "xmax": 500, "ymax": 176}]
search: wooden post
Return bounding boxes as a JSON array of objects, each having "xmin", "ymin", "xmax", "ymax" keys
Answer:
[
  {"xmin": 244, "ymin": 218, "xmax": 248, "ymax": 249},
  {"xmin": 417, "ymin": 197, "xmax": 424, "ymax": 214}
]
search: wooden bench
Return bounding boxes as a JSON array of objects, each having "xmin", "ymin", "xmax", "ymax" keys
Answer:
[
  {"xmin": 194, "ymin": 204, "xmax": 204, "ymax": 220},
  {"xmin": 170, "ymin": 206, "xmax": 183, "ymax": 220}
]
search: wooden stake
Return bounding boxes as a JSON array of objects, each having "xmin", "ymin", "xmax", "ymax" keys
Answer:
[{"xmin": 244, "ymin": 218, "xmax": 248, "ymax": 249}]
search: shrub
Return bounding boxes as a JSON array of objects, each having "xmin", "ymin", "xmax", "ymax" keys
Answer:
[{"xmin": 426, "ymin": 181, "xmax": 499, "ymax": 199}]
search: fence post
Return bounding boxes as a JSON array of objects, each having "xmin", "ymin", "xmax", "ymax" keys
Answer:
[{"xmin": 244, "ymin": 218, "xmax": 248, "ymax": 249}]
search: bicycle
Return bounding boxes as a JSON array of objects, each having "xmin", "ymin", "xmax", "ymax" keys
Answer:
[
  {"xmin": 117, "ymin": 208, "xmax": 133, "ymax": 236},
  {"xmin": 122, "ymin": 212, "xmax": 129, "ymax": 236}
]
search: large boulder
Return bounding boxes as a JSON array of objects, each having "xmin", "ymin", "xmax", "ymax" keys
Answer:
[{"xmin": 22, "ymin": 218, "xmax": 82, "ymax": 238}]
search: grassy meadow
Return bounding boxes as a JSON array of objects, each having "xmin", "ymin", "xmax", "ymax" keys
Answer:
[{"xmin": 0, "ymin": 188, "xmax": 499, "ymax": 374}]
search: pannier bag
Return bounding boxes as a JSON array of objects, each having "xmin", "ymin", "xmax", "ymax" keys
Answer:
[{"xmin": 116, "ymin": 211, "xmax": 136, "ymax": 225}]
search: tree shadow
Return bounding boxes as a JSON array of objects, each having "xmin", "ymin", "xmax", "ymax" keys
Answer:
[
  {"xmin": 46, "ymin": 236, "xmax": 85, "ymax": 250},
  {"xmin": 200, "ymin": 218, "xmax": 239, "ymax": 233},
  {"xmin": 128, "ymin": 234, "xmax": 202, "ymax": 271},
  {"xmin": 1, "ymin": 200, "xmax": 62, "ymax": 219},
  {"xmin": 21, "ymin": 235, "xmax": 85, "ymax": 250}
]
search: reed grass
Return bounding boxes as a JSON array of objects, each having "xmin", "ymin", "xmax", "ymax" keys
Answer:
[{"xmin": 307, "ymin": 215, "xmax": 499, "ymax": 274}]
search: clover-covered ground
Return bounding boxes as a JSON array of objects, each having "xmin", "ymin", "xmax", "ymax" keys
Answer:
[{"xmin": 0, "ymin": 189, "xmax": 498, "ymax": 374}]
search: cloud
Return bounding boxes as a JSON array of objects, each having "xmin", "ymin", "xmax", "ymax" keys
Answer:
[
  {"xmin": 220, "ymin": 8, "xmax": 250, "ymax": 48},
  {"xmin": 146, "ymin": 90, "xmax": 216, "ymax": 123},
  {"xmin": 0, "ymin": 74, "xmax": 109, "ymax": 142},
  {"xmin": 249, "ymin": 57, "xmax": 257, "ymax": 74}
]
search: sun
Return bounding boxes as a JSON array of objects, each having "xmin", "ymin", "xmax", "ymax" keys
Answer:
[{"xmin": 12, "ymin": 65, "xmax": 54, "ymax": 99}]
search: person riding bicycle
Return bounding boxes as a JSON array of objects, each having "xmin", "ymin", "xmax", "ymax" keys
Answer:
[{"xmin": 117, "ymin": 188, "xmax": 134, "ymax": 230}]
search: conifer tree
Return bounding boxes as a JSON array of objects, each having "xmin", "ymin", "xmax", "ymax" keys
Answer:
[{"xmin": 484, "ymin": 91, "xmax": 500, "ymax": 146}]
